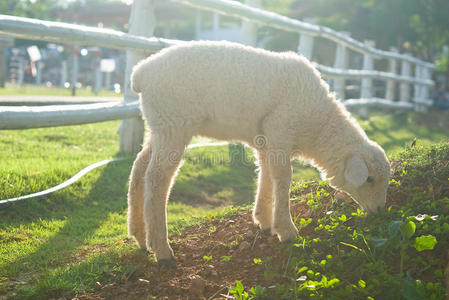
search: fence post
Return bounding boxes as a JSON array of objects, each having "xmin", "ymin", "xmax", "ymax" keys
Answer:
[
  {"xmin": 93, "ymin": 52, "xmax": 102, "ymax": 95},
  {"xmin": 71, "ymin": 46, "xmax": 79, "ymax": 96},
  {"xmin": 60, "ymin": 60, "xmax": 67, "ymax": 88},
  {"xmin": 119, "ymin": 0, "xmax": 155, "ymax": 154},
  {"xmin": 195, "ymin": 9, "xmax": 202, "ymax": 39},
  {"xmin": 35, "ymin": 61, "xmax": 42, "ymax": 86},
  {"xmin": 213, "ymin": 12, "xmax": 220, "ymax": 40},
  {"xmin": 241, "ymin": 0, "xmax": 260, "ymax": 46},
  {"xmin": 333, "ymin": 32, "xmax": 350, "ymax": 100},
  {"xmin": 360, "ymin": 40, "xmax": 375, "ymax": 119},
  {"xmin": 0, "ymin": 45, "xmax": 5, "ymax": 88},
  {"xmin": 400, "ymin": 55, "xmax": 411, "ymax": 103},
  {"xmin": 413, "ymin": 64, "xmax": 423, "ymax": 111},
  {"xmin": 421, "ymin": 66, "xmax": 431, "ymax": 104},
  {"xmin": 105, "ymin": 70, "xmax": 112, "ymax": 90},
  {"xmin": 297, "ymin": 18, "xmax": 315, "ymax": 60},
  {"xmin": 17, "ymin": 56, "xmax": 24, "ymax": 86},
  {"xmin": 0, "ymin": 37, "xmax": 12, "ymax": 88},
  {"xmin": 385, "ymin": 47, "xmax": 398, "ymax": 101}
]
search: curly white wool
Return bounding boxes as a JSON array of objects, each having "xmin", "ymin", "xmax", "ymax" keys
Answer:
[{"xmin": 127, "ymin": 41, "xmax": 390, "ymax": 263}]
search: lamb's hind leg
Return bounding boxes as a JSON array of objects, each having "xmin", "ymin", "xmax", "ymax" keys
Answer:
[
  {"xmin": 253, "ymin": 151, "xmax": 274, "ymax": 233},
  {"xmin": 144, "ymin": 130, "xmax": 188, "ymax": 264},
  {"xmin": 127, "ymin": 144, "xmax": 151, "ymax": 248}
]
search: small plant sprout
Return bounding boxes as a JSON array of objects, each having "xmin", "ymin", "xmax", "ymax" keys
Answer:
[{"xmin": 413, "ymin": 235, "xmax": 437, "ymax": 251}]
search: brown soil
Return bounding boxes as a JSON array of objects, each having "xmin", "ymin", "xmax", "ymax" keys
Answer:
[
  {"xmin": 72, "ymin": 183, "xmax": 347, "ymax": 300},
  {"xmin": 73, "ymin": 210, "xmax": 296, "ymax": 300}
]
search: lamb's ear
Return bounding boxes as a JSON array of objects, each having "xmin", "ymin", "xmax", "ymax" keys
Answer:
[{"xmin": 344, "ymin": 155, "xmax": 368, "ymax": 187}]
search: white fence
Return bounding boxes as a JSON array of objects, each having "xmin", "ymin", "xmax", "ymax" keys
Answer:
[{"xmin": 0, "ymin": 0, "xmax": 435, "ymax": 153}]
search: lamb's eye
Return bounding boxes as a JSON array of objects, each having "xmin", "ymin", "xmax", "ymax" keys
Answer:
[{"xmin": 366, "ymin": 176, "xmax": 374, "ymax": 183}]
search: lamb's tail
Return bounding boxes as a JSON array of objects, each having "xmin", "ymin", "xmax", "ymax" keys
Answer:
[{"xmin": 130, "ymin": 60, "xmax": 145, "ymax": 94}]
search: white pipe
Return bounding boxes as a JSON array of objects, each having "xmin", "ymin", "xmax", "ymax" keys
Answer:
[{"xmin": 0, "ymin": 101, "xmax": 140, "ymax": 130}]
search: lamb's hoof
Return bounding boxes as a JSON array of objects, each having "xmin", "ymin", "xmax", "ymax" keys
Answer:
[
  {"xmin": 139, "ymin": 248, "xmax": 150, "ymax": 255},
  {"xmin": 157, "ymin": 257, "xmax": 175, "ymax": 267},
  {"xmin": 280, "ymin": 236, "xmax": 297, "ymax": 244},
  {"xmin": 261, "ymin": 228, "xmax": 273, "ymax": 236},
  {"xmin": 274, "ymin": 226, "xmax": 299, "ymax": 243},
  {"xmin": 129, "ymin": 234, "xmax": 146, "ymax": 249}
]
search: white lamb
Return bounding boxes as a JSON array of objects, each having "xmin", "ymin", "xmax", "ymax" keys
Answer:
[{"xmin": 127, "ymin": 41, "xmax": 390, "ymax": 264}]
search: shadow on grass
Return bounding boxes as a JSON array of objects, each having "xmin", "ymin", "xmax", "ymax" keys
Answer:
[
  {"xmin": 0, "ymin": 155, "xmax": 134, "ymax": 298},
  {"xmin": 1, "ymin": 150, "xmax": 257, "ymax": 298},
  {"xmin": 171, "ymin": 161, "xmax": 257, "ymax": 208}
]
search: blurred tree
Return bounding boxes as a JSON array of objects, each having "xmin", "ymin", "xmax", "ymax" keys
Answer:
[
  {"xmin": 262, "ymin": 0, "xmax": 296, "ymax": 15},
  {"xmin": 287, "ymin": 0, "xmax": 449, "ymax": 60},
  {"xmin": 266, "ymin": 0, "xmax": 449, "ymax": 83},
  {"xmin": 0, "ymin": 0, "xmax": 57, "ymax": 20}
]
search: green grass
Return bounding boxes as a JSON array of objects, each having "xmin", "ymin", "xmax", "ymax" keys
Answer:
[
  {"xmin": 0, "ymin": 84, "xmax": 120, "ymax": 97},
  {"xmin": 0, "ymin": 122, "xmax": 250, "ymax": 299},
  {"xmin": 0, "ymin": 110, "xmax": 448, "ymax": 298},
  {"xmin": 360, "ymin": 112, "xmax": 449, "ymax": 157}
]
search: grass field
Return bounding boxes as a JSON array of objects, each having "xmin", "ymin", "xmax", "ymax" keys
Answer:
[{"xmin": 0, "ymin": 110, "xmax": 448, "ymax": 298}]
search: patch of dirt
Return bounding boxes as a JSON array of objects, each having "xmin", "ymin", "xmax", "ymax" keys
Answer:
[
  {"xmin": 72, "ymin": 183, "xmax": 350, "ymax": 300},
  {"xmin": 73, "ymin": 212, "xmax": 286, "ymax": 299}
]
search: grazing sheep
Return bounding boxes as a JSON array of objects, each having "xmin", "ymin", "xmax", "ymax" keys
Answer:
[{"xmin": 128, "ymin": 41, "xmax": 391, "ymax": 264}]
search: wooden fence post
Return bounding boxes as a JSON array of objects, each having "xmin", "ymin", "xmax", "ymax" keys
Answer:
[
  {"xmin": 421, "ymin": 66, "xmax": 431, "ymax": 104},
  {"xmin": 119, "ymin": 0, "xmax": 156, "ymax": 154},
  {"xmin": 17, "ymin": 56, "xmax": 24, "ymax": 86},
  {"xmin": 71, "ymin": 46, "xmax": 79, "ymax": 96},
  {"xmin": 360, "ymin": 40, "xmax": 375, "ymax": 119},
  {"xmin": 400, "ymin": 54, "xmax": 411, "ymax": 103},
  {"xmin": 35, "ymin": 60, "xmax": 42, "ymax": 86},
  {"xmin": 212, "ymin": 12, "xmax": 220, "ymax": 40},
  {"xmin": 195, "ymin": 9, "xmax": 202, "ymax": 39},
  {"xmin": 60, "ymin": 60, "xmax": 67, "ymax": 88},
  {"xmin": 241, "ymin": 0, "xmax": 260, "ymax": 46},
  {"xmin": 385, "ymin": 47, "xmax": 398, "ymax": 101},
  {"xmin": 333, "ymin": 31, "xmax": 350, "ymax": 100},
  {"xmin": 0, "ymin": 37, "xmax": 12, "ymax": 88},
  {"xmin": 297, "ymin": 18, "xmax": 315, "ymax": 60},
  {"xmin": 0, "ymin": 46, "xmax": 5, "ymax": 88},
  {"xmin": 93, "ymin": 52, "xmax": 102, "ymax": 95},
  {"xmin": 414, "ymin": 63, "xmax": 423, "ymax": 111}
]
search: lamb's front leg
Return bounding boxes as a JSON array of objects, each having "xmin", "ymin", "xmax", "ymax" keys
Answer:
[
  {"xmin": 253, "ymin": 151, "xmax": 273, "ymax": 233},
  {"xmin": 268, "ymin": 157, "xmax": 298, "ymax": 242}
]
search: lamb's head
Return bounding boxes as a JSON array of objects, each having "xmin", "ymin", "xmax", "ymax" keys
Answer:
[{"xmin": 330, "ymin": 142, "xmax": 390, "ymax": 214}]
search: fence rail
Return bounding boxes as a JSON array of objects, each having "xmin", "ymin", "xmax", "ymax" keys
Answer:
[
  {"xmin": 0, "ymin": 0, "xmax": 436, "ymax": 150},
  {"xmin": 0, "ymin": 15, "xmax": 179, "ymax": 53},
  {"xmin": 0, "ymin": 13, "xmax": 434, "ymax": 91},
  {"xmin": 315, "ymin": 64, "xmax": 433, "ymax": 86},
  {"xmin": 172, "ymin": 0, "xmax": 434, "ymax": 69},
  {"xmin": 0, "ymin": 101, "xmax": 139, "ymax": 130}
]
